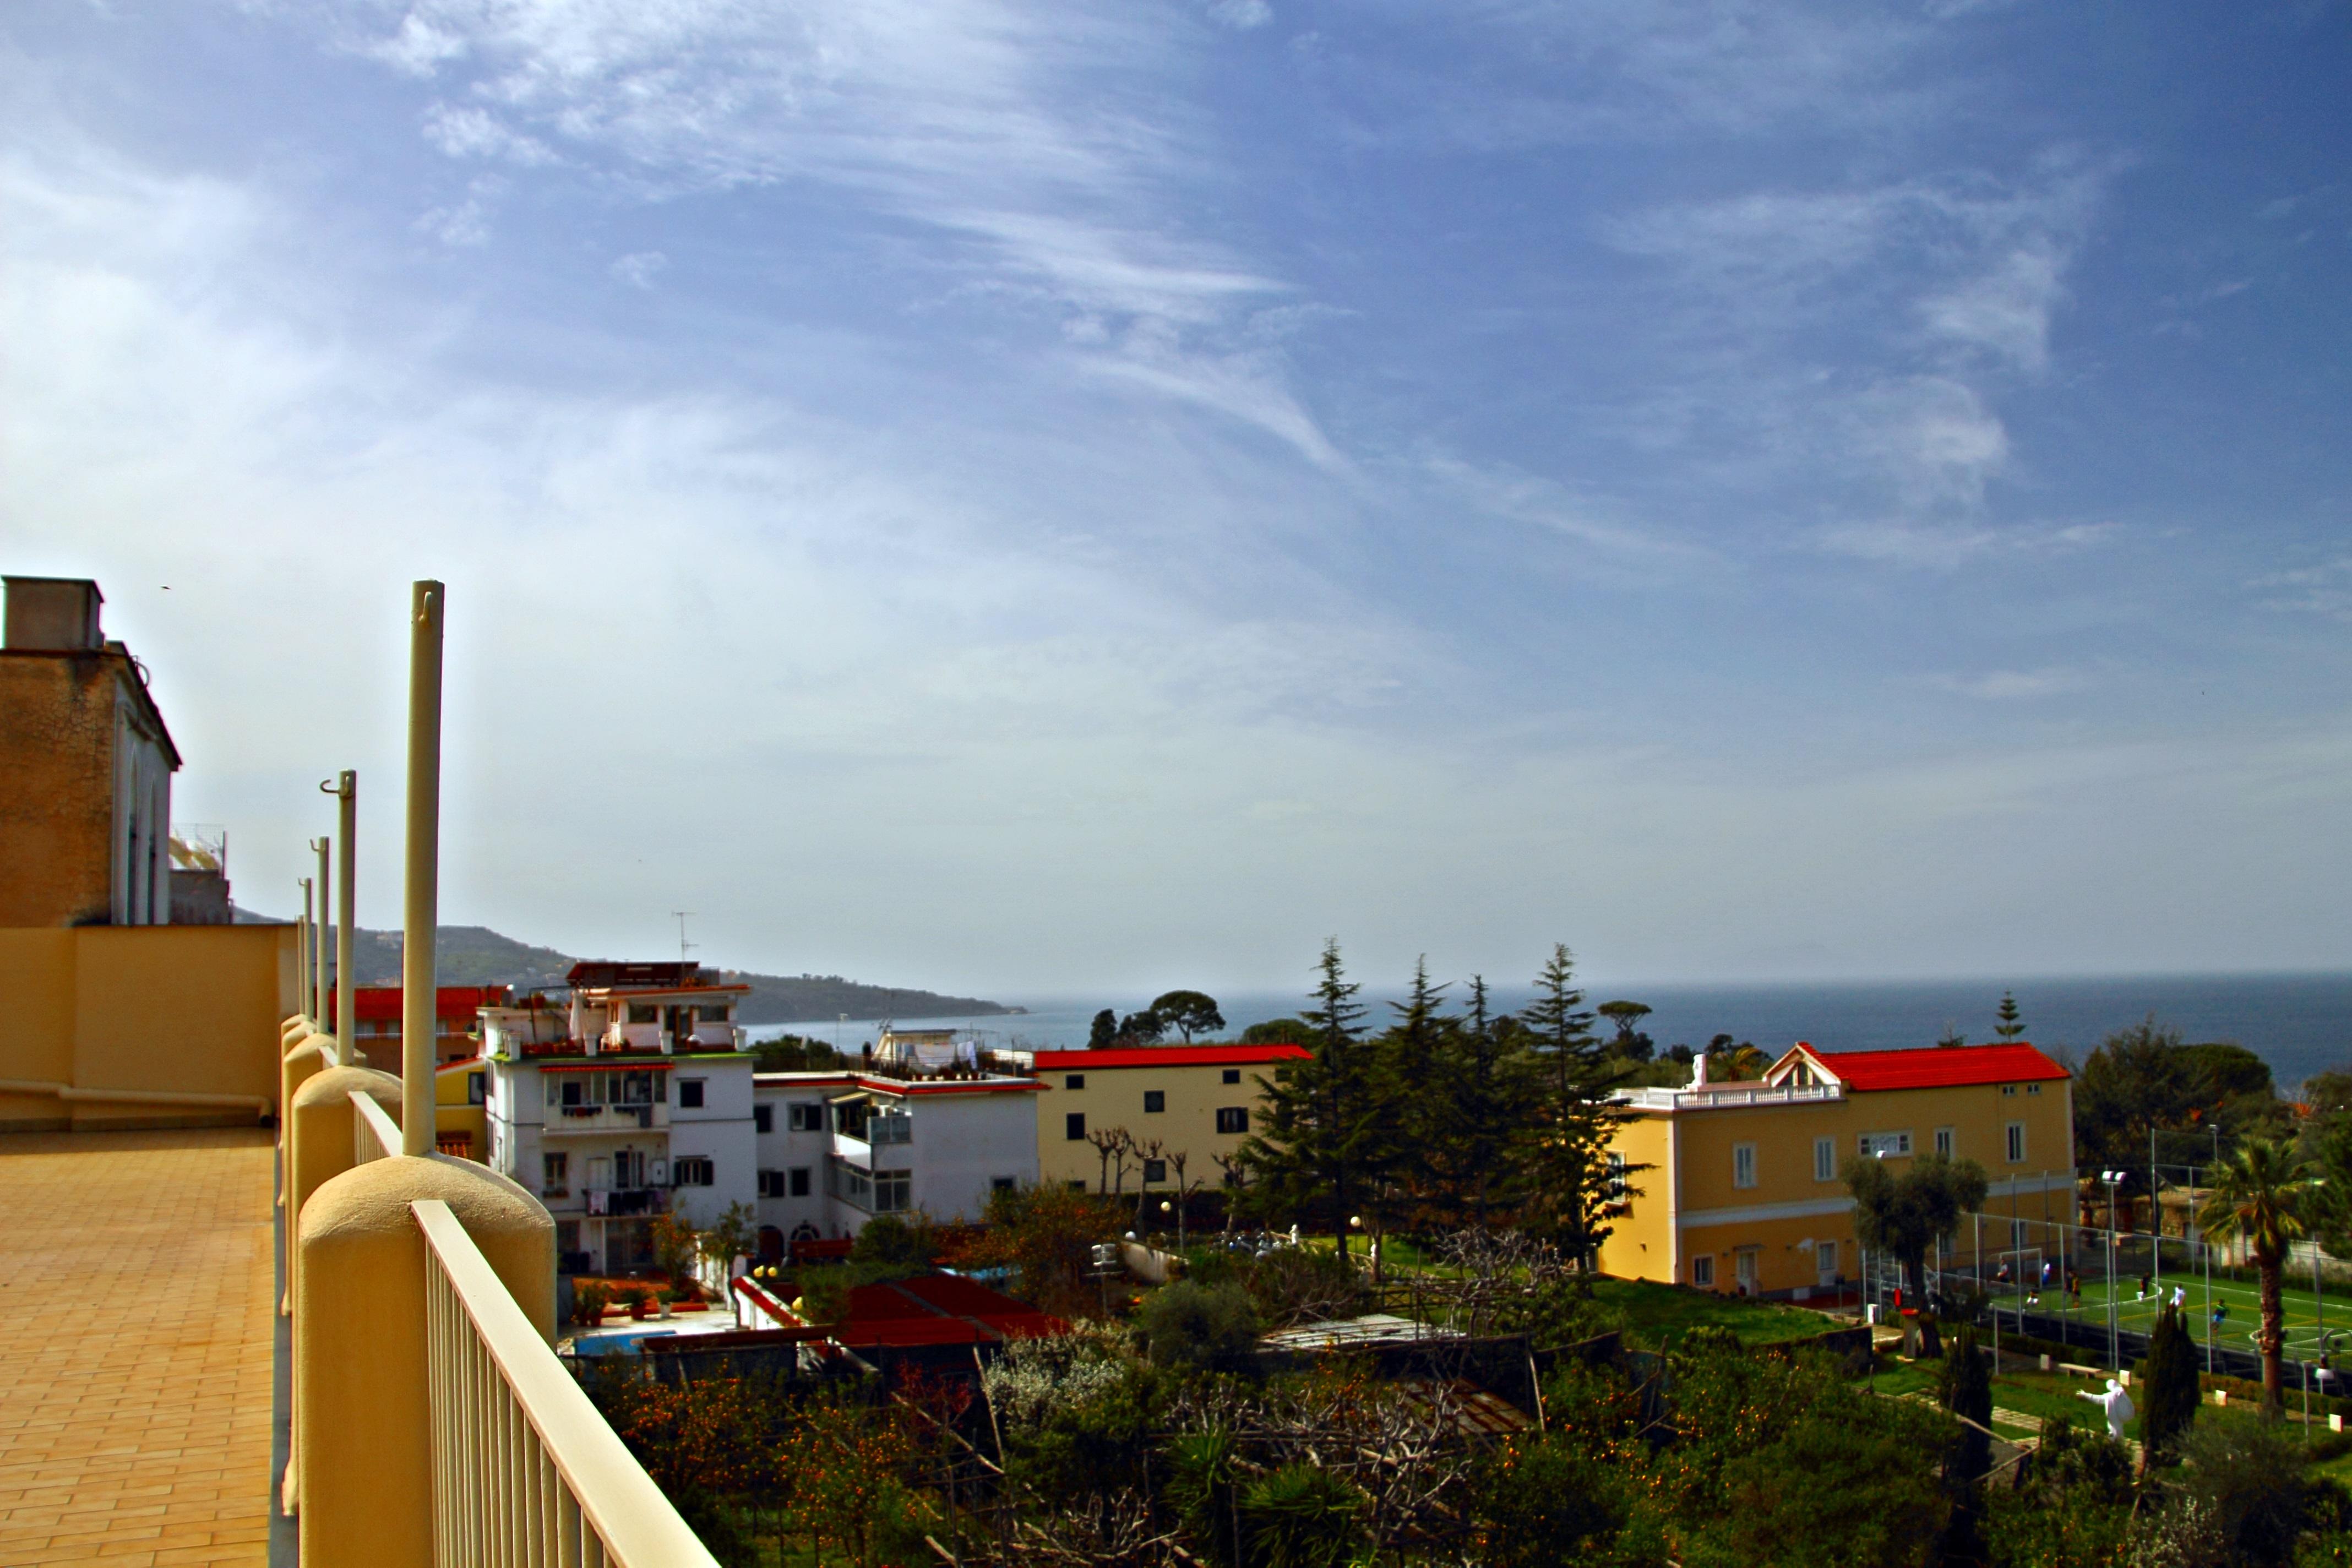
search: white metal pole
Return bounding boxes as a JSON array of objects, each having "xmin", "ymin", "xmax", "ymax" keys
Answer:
[
  {"xmin": 332, "ymin": 771, "xmax": 357, "ymax": 1075},
  {"xmin": 401, "ymin": 581, "xmax": 444, "ymax": 1158},
  {"xmin": 312, "ymin": 836, "xmax": 331, "ymax": 1055},
  {"xmin": 298, "ymin": 880, "xmax": 314, "ymax": 1022}
]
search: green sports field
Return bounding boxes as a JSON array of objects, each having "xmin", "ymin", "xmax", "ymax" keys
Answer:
[{"xmin": 1985, "ymin": 1267, "xmax": 2352, "ymax": 1365}]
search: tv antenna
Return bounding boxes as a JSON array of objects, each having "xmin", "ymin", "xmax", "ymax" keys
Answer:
[{"xmin": 671, "ymin": 911, "xmax": 696, "ymax": 967}]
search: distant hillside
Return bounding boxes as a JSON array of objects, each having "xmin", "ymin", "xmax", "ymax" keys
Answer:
[{"xmin": 311, "ymin": 922, "xmax": 1011, "ymax": 1022}]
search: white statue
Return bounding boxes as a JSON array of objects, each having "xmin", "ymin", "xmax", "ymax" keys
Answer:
[{"xmin": 2078, "ymin": 1378, "xmax": 2135, "ymax": 1440}]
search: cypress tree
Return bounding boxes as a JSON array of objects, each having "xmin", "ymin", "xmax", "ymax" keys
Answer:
[
  {"xmin": 1946, "ymin": 1325, "xmax": 1993, "ymax": 1483},
  {"xmin": 1520, "ymin": 944, "xmax": 1627, "ymax": 1271},
  {"xmin": 1423, "ymin": 976, "xmax": 1538, "ymax": 1232},
  {"xmin": 2137, "ymin": 1302, "xmax": 2199, "ymax": 1465},
  {"xmin": 1235, "ymin": 939, "xmax": 1375, "ymax": 1260}
]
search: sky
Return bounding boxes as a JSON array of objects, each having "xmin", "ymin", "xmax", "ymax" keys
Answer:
[{"xmin": 3, "ymin": 1, "xmax": 2348, "ymax": 999}]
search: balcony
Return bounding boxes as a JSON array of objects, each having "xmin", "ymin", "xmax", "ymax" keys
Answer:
[
  {"xmin": 585, "ymin": 1185, "xmax": 671, "ymax": 1217},
  {"xmin": 1613, "ymin": 1081, "xmax": 1845, "ymax": 1112},
  {"xmin": 543, "ymin": 1101, "xmax": 668, "ymax": 1135}
]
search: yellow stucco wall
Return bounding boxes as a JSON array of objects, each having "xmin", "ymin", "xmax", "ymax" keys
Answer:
[
  {"xmin": 1603, "ymin": 1072, "xmax": 2079, "ymax": 1293},
  {"xmin": 435, "ymin": 1059, "xmax": 486, "ymax": 1157},
  {"xmin": 0, "ymin": 924, "xmax": 300, "ymax": 1130},
  {"xmin": 1036, "ymin": 1058, "xmax": 1284, "ymax": 1190}
]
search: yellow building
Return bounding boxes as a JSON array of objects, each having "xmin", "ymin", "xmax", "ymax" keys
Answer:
[
  {"xmin": 1032, "ymin": 1044, "xmax": 1308, "ymax": 1193},
  {"xmin": 435, "ymin": 1054, "xmax": 488, "ymax": 1159},
  {"xmin": 1598, "ymin": 1042, "xmax": 2076, "ymax": 1298}
]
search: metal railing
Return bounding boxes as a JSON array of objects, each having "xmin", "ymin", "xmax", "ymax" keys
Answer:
[
  {"xmin": 416, "ymin": 1199, "xmax": 720, "ymax": 1568},
  {"xmin": 1613, "ymin": 1082, "xmax": 1844, "ymax": 1110},
  {"xmin": 354, "ymin": 1090, "xmax": 401, "ymax": 1165}
]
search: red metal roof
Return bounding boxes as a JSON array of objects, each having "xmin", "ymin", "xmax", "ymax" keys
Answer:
[
  {"xmin": 1800, "ymin": 1042, "xmax": 2068, "ymax": 1092},
  {"xmin": 1031, "ymin": 1044, "xmax": 1311, "ymax": 1071},
  {"xmin": 335, "ymin": 986, "xmax": 509, "ymax": 1024}
]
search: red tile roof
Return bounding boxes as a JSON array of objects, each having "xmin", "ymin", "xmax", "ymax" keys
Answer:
[
  {"xmin": 1799, "ymin": 1042, "xmax": 2068, "ymax": 1092},
  {"xmin": 1030, "ymin": 1044, "xmax": 1311, "ymax": 1071}
]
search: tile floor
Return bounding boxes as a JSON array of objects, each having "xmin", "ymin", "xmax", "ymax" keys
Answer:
[{"xmin": 0, "ymin": 1127, "xmax": 276, "ymax": 1566}]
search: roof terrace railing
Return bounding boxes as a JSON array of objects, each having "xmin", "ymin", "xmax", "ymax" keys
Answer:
[
  {"xmin": 1613, "ymin": 1081, "xmax": 1845, "ymax": 1111},
  {"xmin": 353, "ymin": 1088, "xmax": 401, "ymax": 1165},
  {"xmin": 416, "ymin": 1199, "xmax": 721, "ymax": 1568}
]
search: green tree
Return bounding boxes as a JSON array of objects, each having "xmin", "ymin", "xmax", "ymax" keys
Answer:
[
  {"xmin": 1421, "ymin": 976, "xmax": 1540, "ymax": 1230},
  {"xmin": 1995, "ymin": 992, "xmax": 2025, "ymax": 1041},
  {"xmin": 1087, "ymin": 1008, "xmax": 1118, "ymax": 1050},
  {"xmin": 2136, "ymin": 1302, "xmax": 2199, "ymax": 1466},
  {"xmin": 1135, "ymin": 1280, "xmax": 1262, "ymax": 1370},
  {"xmin": 702, "ymin": 1200, "xmax": 760, "ymax": 1282},
  {"xmin": 1598, "ymin": 1000, "xmax": 1656, "ymax": 1063},
  {"xmin": 1117, "ymin": 1009, "xmax": 1166, "ymax": 1044},
  {"xmin": 1946, "ymin": 1324, "xmax": 1994, "ymax": 1485},
  {"xmin": 1149, "ymin": 990, "xmax": 1226, "ymax": 1043},
  {"xmin": 2197, "ymin": 1136, "xmax": 2316, "ymax": 1410},
  {"xmin": 1845, "ymin": 1151, "xmax": 1989, "ymax": 1357},
  {"xmin": 1240, "ymin": 1016, "xmax": 1317, "ymax": 1047},
  {"xmin": 1521, "ymin": 945, "xmax": 1628, "ymax": 1270},
  {"xmin": 1235, "ymin": 939, "xmax": 1379, "ymax": 1260},
  {"xmin": 2076, "ymin": 1016, "xmax": 2194, "ymax": 1231}
]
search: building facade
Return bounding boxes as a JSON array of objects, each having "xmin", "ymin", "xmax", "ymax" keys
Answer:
[
  {"xmin": 748, "ymin": 1071, "xmax": 1043, "ymax": 1259},
  {"xmin": 1030, "ymin": 1044, "xmax": 1308, "ymax": 1194},
  {"xmin": 0, "ymin": 576, "xmax": 180, "ymax": 927},
  {"xmin": 1597, "ymin": 1042, "xmax": 2077, "ymax": 1298},
  {"xmin": 340, "ymin": 984, "xmax": 514, "ymax": 1071}
]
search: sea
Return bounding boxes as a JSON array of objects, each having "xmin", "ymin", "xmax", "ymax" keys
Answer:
[{"xmin": 752, "ymin": 972, "xmax": 2352, "ymax": 1092}]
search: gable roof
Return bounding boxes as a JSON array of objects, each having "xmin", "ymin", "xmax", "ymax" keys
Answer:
[
  {"xmin": 1771, "ymin": 1041, "xmax": 2068, "ymax": 1092},
  {"xmin": 1030, "ymin": 1044, "xmax": 1310, "ymax": 1071}
]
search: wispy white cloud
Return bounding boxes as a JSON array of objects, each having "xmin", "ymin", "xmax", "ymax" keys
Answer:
[
  {"xmin": 1810, "ymin": 517, "xmax": 2121, "ymax": 570},
  {"xmin": 2250, "ymin": 556, "xmax": 2352, "ymax": 622},
  {"xmin": 609, "ymin": 249, "xmax": 666, "ymax": 288},
  {"xmin": 1207, "ymin": 0, "xmax": 1273, "ymax": 30}
]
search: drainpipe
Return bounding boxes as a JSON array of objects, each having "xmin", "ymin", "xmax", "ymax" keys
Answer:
[
  {"xmin": 312, "ymin": 836, "xmax": 331, "ymax": 1054},
  {"xmin": 403, "ymin": 581, "xmax": 443, "ymax": 1157}
]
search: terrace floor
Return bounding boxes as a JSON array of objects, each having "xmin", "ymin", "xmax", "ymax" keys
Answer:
[{"xmin": 0, "ymin": 1127, "xmax": 277, "ymax": 1566}]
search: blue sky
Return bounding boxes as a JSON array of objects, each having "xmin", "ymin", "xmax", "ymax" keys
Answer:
[{"xmin": 4, "ymin": 1, "xmax": 2348, "ymax": 997}]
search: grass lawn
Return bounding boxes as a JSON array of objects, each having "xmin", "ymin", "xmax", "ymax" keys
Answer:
[
  {"xmin": 2006, "ymin": 1268, "xmax": 2352, "ymax": 1365},
  {"xmin": 1592, "ymin": 1277, "xmax": 1838, "ymax": 1349}
]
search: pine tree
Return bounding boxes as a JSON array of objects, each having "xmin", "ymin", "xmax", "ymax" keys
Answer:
[
  {"xmin": 2137, "ymin": 1302, "xmax": 2199, "ymax": 1464},
  {"xmin": 1520, "ymin": 944, "xmax": 1627, "ymax": 1270},
  {"xmin": 1422, "ymin": 975, "xmax": 1538, "ymax": 1231},
  {"xmin": 1087, "ymin": 1008, "xmax": 1118, "ymax": 1050},
  {"xmin": 1371, "ymin": 959, "xmax": 1453, "ymax": 1234},
  {"xmin": 1234, "ymin": 939, "xmax": 1376, "ymax": 1260},
  {"xmin": 1995, "ymin": 992, "xmax": 2026, "ymax": 1041}
]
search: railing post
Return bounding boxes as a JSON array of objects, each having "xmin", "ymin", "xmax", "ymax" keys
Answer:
[
  {"xmin": 330, "ymin": 769, "xmax": 358, "ymax": 1072},
  {"xmin": 313, "ymin": 837, "xmax": 332, "ymax": 1054}
]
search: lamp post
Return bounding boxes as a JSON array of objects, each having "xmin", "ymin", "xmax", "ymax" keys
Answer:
[{"xmin": 2116, "ymin": 1166, "xmax": 2135, "ymax": 1373}]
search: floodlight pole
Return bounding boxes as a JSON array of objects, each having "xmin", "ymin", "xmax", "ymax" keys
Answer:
[
  {"xmin": 2151, "ymin": 1125, "xmax": 2161, "ymax": 1302},
  {"xmin": 401, "ymin": 582, "xmax": 444, "ymax": 1158}
]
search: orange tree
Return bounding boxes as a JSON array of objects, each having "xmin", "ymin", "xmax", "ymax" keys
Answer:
[{"xmin": 959, "ymin": 1182, "xmax": 1117, "ymax": 1319}]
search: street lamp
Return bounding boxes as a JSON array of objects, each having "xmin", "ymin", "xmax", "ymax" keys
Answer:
[{"xmin": 2101, "ymin": 1170, "xmax": 2127, "ymax": 1369}]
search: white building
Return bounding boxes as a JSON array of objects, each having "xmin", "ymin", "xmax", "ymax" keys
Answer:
[
  {"xmin": 479, "ymin": 962, "xmax": 756, "ymax": 1275},
  {"xmin": 747, "ymin": 1071, "xmax": 1043, "ymax": 1261}
]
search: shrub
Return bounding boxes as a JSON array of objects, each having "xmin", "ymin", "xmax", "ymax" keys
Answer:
[
  {"xmin": 1242, "ymin": 1463, "xmax": 1363, "ymax": 1568},
  {"xmin": 849, "ymin": 1211, "xmax": 941, "ymax": 1275},
  {"xmin": 1137, "ymin": 1281, "xmax": 1262, "ymax": 1371},
  {"xmin": 2137, "ymin": 1304, "xmax": 2201, "ymax": 1465},
  {"xmin": 573, "ymin": 1280, "xmax": 610, "ymax": 1326}
]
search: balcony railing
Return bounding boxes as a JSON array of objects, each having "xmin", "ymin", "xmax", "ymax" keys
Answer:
[
  {"xmin": 545, "ymin": 1102, "xmax": 667, "ymax": 1134},
  {"xmin": 417, "ymin": 1199, "xmax": 719, "ymax": 1567},
  {"xmin": 336, "ymin": 1088, "xmax": 712, "ymax": 1565},
  {"xmin": 585, "ymin": 1186, "xmax": 669, "ymax": 1217},
  {"xmin": 1612, "ymin": 1081, "xmax": 1845, "ymax": 1111}
]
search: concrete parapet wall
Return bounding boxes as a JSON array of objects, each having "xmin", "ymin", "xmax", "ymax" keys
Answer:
[{"xmin": 0, "ymin": 924, "xmax": 300, "ymax": 1131}]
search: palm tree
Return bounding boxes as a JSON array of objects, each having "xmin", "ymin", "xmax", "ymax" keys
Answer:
[{"xmin": 2196, "ymin": 1137, "xmax": 2316, "ymax": 1410}]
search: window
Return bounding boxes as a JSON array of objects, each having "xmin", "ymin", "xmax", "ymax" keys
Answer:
[
  {"xmin": 1066, "ymin": 1112, "xmax": 1088, "ymax": 1141},
  {"xmin": 678, "ymin": 1079, "xmax": 706, "ymax": 1109},
  {"xmin": 1858, "ymin": 1131, "xmax": 1913, "ymax": 1159},
  {"xmin": 1222, "ymin": 1069, "xmax": 1242, "ymax": 1085},
  {"xmin": 788, "ymin": 1167, "xmax": 810, "ymax": 1197},
  {"xmin": 2027, "ymin": 1083, "xmax": 2043, "ymax": 1096},
  {"xmin": 1817, "ymin": 1240, "xmax": 1838, "ymax": 1278},
  {"xmin": 1065, "ymin": 1074, "xmax": 1086, "ymax": 1090},
  {"xmin": 1733, "ymin": 1142, "xmax": 1757, "ymax": 1189},
  {"xmin": 869, "ymin": 1110, "xmax": 912, "ymax": 1145},
  {"xmin": 2006, "ymin": 1122, "xmax": 2026, "ymax": 1164},
  {"xmin": 874, "ymin": 1169, "xmax": 912, "ymax": 1213},
  {"xmin": 1069, "ymin": 1179, "xmax": 1090, "ymax": 1193},
  {"xmin": 467, "ymin": 1074, "xmax": 486, "ymax": 1106},
  {"xmin": 673, "ymin": 1156, "xmax": 715, "ymax": 1187},
  {"xmin": 628, "ymin": 1004, "xmax": 658, "ymax": 1024},
  {"xmin": 1693, "ymin": 1255, "xmax": 1716, "ymax": 1288},
  {"xmin": 699, "ymin": 1004, "xmax": 732, "ymax": 1021},
  {"xmin": 1142, "ymin": 1158, "xmax": 1167, "ymax": 1184},
  {"xmin": 1814, "ymin": 1136, "xmax": 1836, "ymax": 1183},
  {"xmin": 1605, "ymin": 1151, "xmax": 1627, "ymax": 1198},
  {"xmin": 788, "ymin": 1103, "xmax": 823, "ymax": 1133},
  {"xmin": 1934, "ymin": 1126, "xmax": 1954, "ymax": 1158},
  {"xmin": 541, "ymin": 1152, "xmax": 569, "ymax": 1197},
  {"xmin": 759, "ymin": 1169, "xmax": 786, "ymax": 1198},
  {"xmin": 754, "ymin": 1104, "xmax": 773, "ymax": 1134},
  {"xmin": 1216, "ymin": 1107, "xmax": 1248, "ymax": 1135},
  {"xmin": 831, "ymin": 1160, "xmax": 871, "ymax": 1207},
  {"xmin": 992, "ymin": 1177, "xmax": 1017, "ymax": 1192},
  {"xmin": 1144, "ymin": 1090, "xmax": 1166, "ymax": 1114}
]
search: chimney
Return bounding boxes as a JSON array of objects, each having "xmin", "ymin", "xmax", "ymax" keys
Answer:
[{"xmin": 3, "ymin": 576, "xmax": 105, "ymax": 651}]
